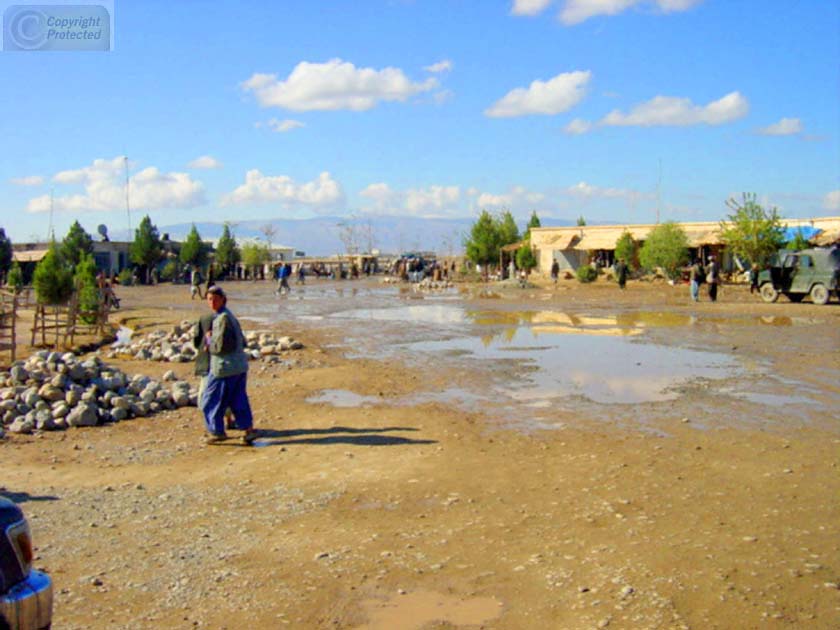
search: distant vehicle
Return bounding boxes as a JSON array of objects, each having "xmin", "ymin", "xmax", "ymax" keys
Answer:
[
  {"xmin": 758, "ymin": 247, "xmax": 840, "ymax": 305},
  {"xmin": 0, "ymin": 497, "xmax": 52, "ymax": 629}
]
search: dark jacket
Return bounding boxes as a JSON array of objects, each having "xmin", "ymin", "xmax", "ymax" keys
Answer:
[{"xmin": 193, "ymin": 313, "xmax": 215, "ymax": 377}]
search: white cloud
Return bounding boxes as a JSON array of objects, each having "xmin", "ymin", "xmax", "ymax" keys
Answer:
[
  {"xmin": 10, "ymin": 175, "xmax": 44, "ymax": 186},
  {"xmin": 560, "ymin": 0, "xmax": 703, "ymax": 25},
  {"xmin": 601, "ymin": 91, "xmax": 748, "ymax": 127},
  {"xmin": 758, "ymin": 117, "xmax": 803, "ymax": 136},
  {"xmin": 564, "ymin": 118, "xmax": 593, "ymax": 134},
  {"xmin": 187, "ymin": 155, "xmax": 222, "ymax": 169},
  {"xmin": 476, "ymin": 186, "xmax": 546, "ymax": 209},
  {"xmin": 222, "ymin": 170, "xmax": 344, "ymax": 211},
  {"xmin": 566, "ymin": 181, "xmax": 647, "ymax": 201},
  {"xmin": 256, "ymin": 118, "xmax": 306, "ymax": 133},
  {"xmin": 511, "ymin": 0, "xmax": 553, "ymax": 16},
  {"xmin": 359, "ymin": 183, "xmax": 462, "ymax": 217},
  {"xmin": 26, "ymin": 157, "xmax": 205, "ymax": 214},
  {"xmin": 241, "ymin": 58, "xmax": 438, "ymax": 112},
  {"xmin": 823, "ymin": 190, "xmax": 840, "ymax": 211},
  {"xmin": 485, "ymin": 70, "xmax": 591, "ymax": 118},
  {"xmin": 424, "ymin": 59, "xmax": 453, "ymax": 73}
]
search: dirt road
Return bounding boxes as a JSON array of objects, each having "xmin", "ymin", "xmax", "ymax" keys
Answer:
[{"xmin": 3, "ymin": 277, "xmax": 839, "ymax": 629}]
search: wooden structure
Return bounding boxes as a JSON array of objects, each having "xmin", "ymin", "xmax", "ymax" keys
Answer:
[{"xmin": 0, "ymin": 289, "xmax": 18, "ymax": 367}]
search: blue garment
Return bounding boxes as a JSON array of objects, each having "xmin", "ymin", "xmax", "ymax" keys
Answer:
[
  {"xmin": 690, "ymin": 279, "xmax": 699, "ymax": 301},
  {"xmin": 202, "ymin": 372, "xmax": 253, "ymax": 434}
]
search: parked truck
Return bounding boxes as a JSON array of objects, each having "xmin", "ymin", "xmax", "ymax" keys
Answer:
[{"xmin": 758, "ymin": 247, "xmax": 840, "ymax": 305}]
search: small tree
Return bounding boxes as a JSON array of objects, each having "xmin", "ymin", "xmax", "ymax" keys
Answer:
[
  {"xmin": 523, "ymin": 211, "xmax": 541, "ymax": 241},
  {"xmin": 215, "ymin": 223, "xmax": 240, "ymax": 275},
  {"xmin": 786, "ymin": 229, "xmax": 811, "ymax": 252},
  {"xmin": 240, "ymin": 242, "xmax": 270, "ymax": 280},
  {"xmin": 577, "ymin": 215, "xmax": 587, "ymax": 227},
  {"xmin": 6, "ymin": 261, "xmax": 23, "ymax": 293},
  {"xmin": 33, "ymin": 240, "xmax": 74, "ymax": 305},
  {"xmin": 180, "ymin": 224, "xmax": 209, "ymax": 268},
  {"xmin": 515, "ymin": 243, "xmax": 537, "ymax": 273},
  {"xmin": 61, "ymin": 220, "xmax": 94, "ymax": 269},
  {"xmin": 639, "ymin": 221, "xmax": 689, "ymax": 280},
  {"xmin": 496, "ymin": 210, "xmax": 520, "ymax": 246},
  {"xmin": 130, "ymin": 215, "xmax": 163, "ymax": 283},
  {"xmin": 0, "ymin": 227, "xmax": 12, "ymax": 282},
  {"xmin": 720, "ymin": 193, "xmax": 785, "ymax": 267},
  {"xmin": 464, "ymin": 210, "xmax": 502, "ymax": 268},
  {"xmin": 576, "ymin": 265, "xmax": 597, "ymax": 283},
  {"xmin": 73, "ymin": 252, "xmax": 99, "ymax": 323},
  {"xmin": 614, "ymin": 230, "xmax": 637, "ymax": 270}
]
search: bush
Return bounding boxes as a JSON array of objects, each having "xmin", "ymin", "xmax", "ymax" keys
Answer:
[
  {"xmin": 118, "ymin": 268, "xmax": 134, "ymax": 286},
  {"xmin": 74, "ymin": 253, "xmax": 99, "ymax": 324},
  {"xmin": 33, "ymin": 242, "xmax": 73, "ymax": 305},
  {"xmin": 576, "ymin": 265, "xmax": 598, "ymax": 283},
  {"xmin": 6, "ymin": 261, "xmax": 23, "ymax": 292},
  {"xmin": 161, "ymin": 260, "xmax": 178, "ymax": 281}
]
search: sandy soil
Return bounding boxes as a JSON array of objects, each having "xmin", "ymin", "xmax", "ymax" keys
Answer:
[{"xmin": 2, "ymin": 276, "xmax": 839, "ymax": 629}]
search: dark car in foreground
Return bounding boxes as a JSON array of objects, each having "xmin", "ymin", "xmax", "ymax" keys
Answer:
[
  {"xmin": 0, "ymin": 497, "xmax": 52, "ymax": 629},
  {"xmin": 758, "ymin": 247, "xmax": 840, "ymax": 305}
]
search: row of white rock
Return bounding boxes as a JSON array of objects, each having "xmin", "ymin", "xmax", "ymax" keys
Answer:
[
  {"xmin": 0, "ymin": 350, "xmax": 197, "ymax": 436},
  {"xmin": 105, "ymin": 321, "xmax": 304, "ymax": 363}
]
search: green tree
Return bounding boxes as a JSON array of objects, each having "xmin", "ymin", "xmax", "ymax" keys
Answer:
[
  {"xmin": 577, "ymin": 215, "xmax": 587, "ymax": 227},
  {"xmin": 73, "ymin": 252, "xmax": 99, "ymax": 323},
  {"xmin": 60, "ymin": 220, "xmax": 94, "ymax": 269},
  {"xmin": 614, "ymin": 231, "xmax": 637, "ymax": 270},
  {"xmin": 720, "ymin": 193, "xmax": 785, "ymax": 267},
  {"xmin": 515, "ymin": 243, "xmax": 537, "ymax": 272},
  {"xmin": 214, "ymin": 223, "xmax": 240, "ymax": 274},
  {"xmin": 33, "ymin": 240, "xmax": 74, "ymax": 305},
  {"xmin": 576, "ymin": 265, "xmax": 598, "ymax": 283},
  {"xmin": 180, "ymin": 224, "xmax": 209, "ymax": 268},
  {"xmin": 6, "ymin": 261, "xmax": 23, "ymax": 292},
  {"xmin": 786, "ymin": 229, "xmax": 811, "ymax": 252},
  {"xmin": 0, "ymin": 227, "xmax": 12, "ymax": 281},
  {"xmin": 496, "ymin": 210, "xmax": 520, "ymax": 246},
  {"xmin": 240, "ymin": 242, "xmax": 270, "ymax": 280},
  {"xmin": 523, "ymin": 211, "xmax": 541, "ymax": 241},
  {"xmin": 464, "ymin": 210, "xmax": 503, "ymax": 267},
  {"xmin": 639, "ymin": 221, "xmax": 689, "ymax": 280},
  {"xmin": 130, "ymin": 215, "xmax": 163, "ymax": 283}
]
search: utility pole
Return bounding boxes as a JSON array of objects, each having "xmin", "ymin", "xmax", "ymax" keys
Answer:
[
  {"xmin": 124, "ymin": 156, "xmax": 132, "ymax": 237},
  {"xmin": 656, "ymin": 159, "xmax": 662, "ymax": 224}
]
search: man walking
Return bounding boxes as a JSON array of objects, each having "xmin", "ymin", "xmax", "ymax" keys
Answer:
[
  {"xmin": 201, "ymin": 286, "xmax": 257, "ymax": 445},
  {"xmin": 706, "ymin": 256, "xmax": 720, "ymax": 302}
]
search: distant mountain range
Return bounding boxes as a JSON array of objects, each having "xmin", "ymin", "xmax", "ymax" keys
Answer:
[{"xmin": 112, "ymin": 215, "xmax": 576, "ymax": 257}]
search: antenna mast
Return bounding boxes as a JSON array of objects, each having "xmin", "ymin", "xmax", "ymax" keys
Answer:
[
  {"xmin": 48, "ymin": 187, "xmax": 54, "ymax": 239},
  {"xmin": 124, "ymin": 156, "xmax": 131, "ymax": 236},
  {"xmin": 656, "ymin": 159, "xmax": 662, "ymax": 224}
]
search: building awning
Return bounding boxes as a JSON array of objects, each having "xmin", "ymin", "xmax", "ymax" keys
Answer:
[
  {"xmin": 572, "ymin": 232, "xmax": 624, "ymax": 251},
  {"xmin": 547, "ymin": 232, "xmax": 579, "ymax": 250},
  {"xmin": 13, "ymin": 249, "xmax": 49, "ymax": 263},
  {"xmin": 815, "ymin": 229, "xmax": 840, "ymax": 246},
  {"xmin": 686, "ymin": 230, "xmax": 723, "ymax": 247},
  {"xmin": 501, "ymin": 240, "xmax": 526, "ymax": 253}
]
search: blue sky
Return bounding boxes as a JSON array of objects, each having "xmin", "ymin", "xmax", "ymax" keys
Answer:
[{"xmin": 1, "ymin": 0, "xmax": 838, "ymax": 243}]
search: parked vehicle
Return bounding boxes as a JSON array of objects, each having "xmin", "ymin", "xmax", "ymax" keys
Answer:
[
  {"xmin": 758, "ymin": 247, "xmax": 840, "ymax": 305},
  {"xmin": 0, "ymin": 497, "xmax": 52, "ymax": 629}
]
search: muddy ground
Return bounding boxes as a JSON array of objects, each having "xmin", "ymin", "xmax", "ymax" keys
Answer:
[{"xmin": 2, "ymin": 276, "xmax": 839, "ymax": 629}]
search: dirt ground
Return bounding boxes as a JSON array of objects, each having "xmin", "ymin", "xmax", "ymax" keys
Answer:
[{"xmin": 2, "ymin": 276, "xmax": 839, "ymax": 629}]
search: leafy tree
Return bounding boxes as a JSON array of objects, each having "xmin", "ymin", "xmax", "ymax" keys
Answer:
[
  {"xmin": 515, "ymin": 243, "xmax": 537, "ymax": 272},
  {"xmin": 240, "ymin": 242, "xmax": 270, "ymax": 279},
  {"xmin": 577, "ymin": 215, "xmax": 587, "ymax": 226},
  {"xmin": 161, "ymin": 259, "xmax": 178, "ymax": 281},
  {"xmin": 73, "ymin": 252, "xmax": 99, "ymax": 323},
  {"xmin": 33, "ymin": 240, "xmax": 74, "ymax": 305},
  {"xmin": 497, "ymin": 210, "xmax": 520, "ymax": 246},
  {"xmin": 464, "ymin": 210, "xmax": 503, "ymax": 267},
  {"xmin": 639, "ymin": 221, "xmax": 689, "ymax": 280},
  {"xmin": 0, "ymin": 227, "xmax": 12, "ymax": 281},
  {"xmin": 523, "ymin": 211, "xmax": 541, "ymax": 241},
  {"xmin": 720, "ymin": 193, "xmax": 785, "ymax": 267},
  {"xmin": 614, "ymin": 231, "xmax": 637, "ymax": 270},
  {"xmin": 180, "ymin": 224, "xmax": 209, "ymax": 268},
  {"xmin": 6, "ymin": 261, "xmax": 23, "ymax": 292},
  {"xmin": 214, "ymin": 223, "xmax": 240, "ymax": 273},
  {"xmin": 130, "ymin": 215, "xmax": 163, "ymax": 283},
  {"xmin": 786, "ymin": 230, "xmax": 811, "ymax": 252},
  {"xmin": 60, "ymin": 220, "xmax": 94, "ymax": 269}
]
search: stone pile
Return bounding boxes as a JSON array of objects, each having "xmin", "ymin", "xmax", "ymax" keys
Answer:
[
  {"xmin": 106, "ymin": 321, "xmax": 304, "ymax": 363},
  {"xmin": 0, "ymin": 350, "xmax": 197, "ymax": 435}
]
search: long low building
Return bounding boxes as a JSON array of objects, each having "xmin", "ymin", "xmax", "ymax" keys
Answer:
[{"xmin": 529, "ymin": 217, "xmax": 840, "ymax": 275}]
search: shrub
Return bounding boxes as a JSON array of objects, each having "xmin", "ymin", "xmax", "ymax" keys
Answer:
[
  {"xmin": 118, "ymin": 268, "xmax": 134, "ymax": 286},
  {"xmin": 74, "ymin": 253, "xmax": 99, "ymax": 324},
  {"xmin": 161, "ymin": 260, "xmax": 178, "ymax": 281},
  {"xmin": 6, "ymin": 261, "xmax": 23, "ymax": 292},
  {"xmin": 33, "ymin": 241, "xmax": 73, "ymax": 305},
  {"xmin": 576, "ymin": 265, "xmax": 598, "ymax": 283}
]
